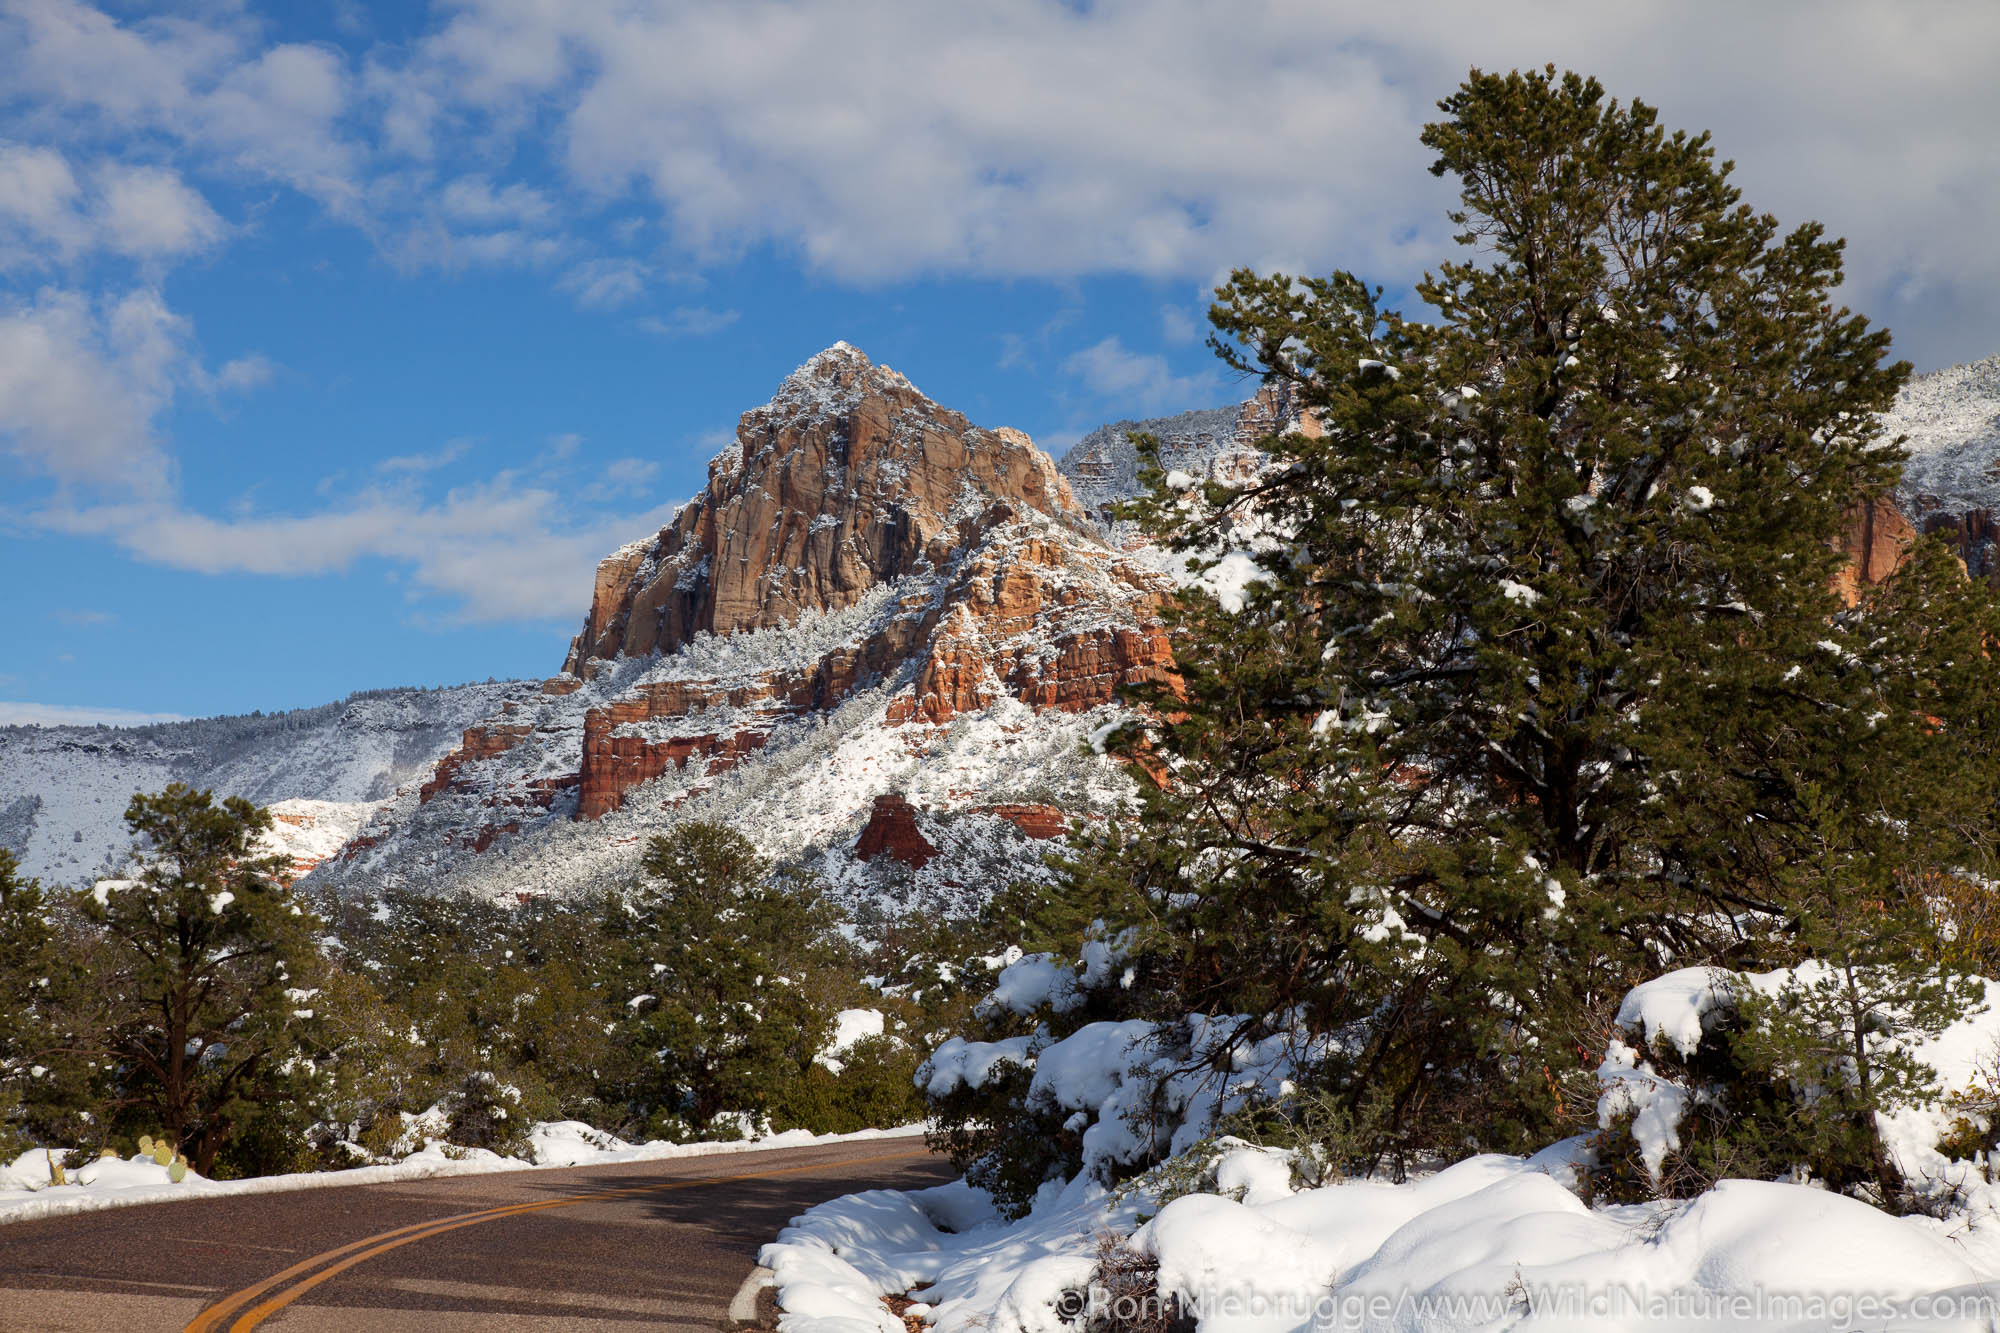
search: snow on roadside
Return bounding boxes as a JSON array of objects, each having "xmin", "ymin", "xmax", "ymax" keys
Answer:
[
  {"xmin": 0, "ymin": 1121, "xmax": 926, "ymax": 1228},
  {"xmin": 760, "ymin": 958, "xmax": 2000, "ymax": 1333},
  {"xmin": 761, "ymin": 1140, "xmax": 2000, "ymax": 1333}
]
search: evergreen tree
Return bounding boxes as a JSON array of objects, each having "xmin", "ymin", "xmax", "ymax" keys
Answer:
[
  {"xmin": 80, "ymin": 785, "xmax": 328, "ymax": 1175},
  {"xmin": 342, "ymin": 887, "xmax": 619, "ymax": 1137},
  {"xmin": 608, "ymin": 823, "xmax": 853, "ymax": 1134},
  {"xmin": 1087, "ymin": 67, "xmax": 2000, "ymax": 1170},
  {"xmin": 0, "ymin": 849, "xmax": 66, "ymax": 1154}
]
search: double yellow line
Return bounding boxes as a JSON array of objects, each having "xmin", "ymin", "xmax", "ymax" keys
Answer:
[{"xmin": 183, "ymin": 1147, "xmax": 928, "ymax": 1332}]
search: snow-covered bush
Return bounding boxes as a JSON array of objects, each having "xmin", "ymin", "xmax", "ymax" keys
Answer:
[
  {"xmin": 1588, "ymin": 965, "xmax": 1995, "ymax": 1211},
  {"xmin": 919, "ymin": 944, "xmax": 1315, "ymax": 1217},
  {"xmin": 437, "ymin": 1070, "xmax": 560, "ymax": 1160}
]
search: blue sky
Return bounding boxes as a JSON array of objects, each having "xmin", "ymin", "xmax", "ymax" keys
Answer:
[{"xmin": 3, "ymin": 1, "xmax": 1996, "ymax": 723}]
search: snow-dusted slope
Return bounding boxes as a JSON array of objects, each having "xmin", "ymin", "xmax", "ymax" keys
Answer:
[
  {"xmin": 1058, "ymin": 403, "xmax": 1246, "ymax": 521},
  {"xmin": 1057, "ymin": 355, "xmax": 2000, "ymax": 533},
  {"xmin": 0, "ymin": 682, "xmax": 531, "ymax": 884},
  {"xmin": 1890, "ymin": 353, "xmax": 2000, "ymax": 519}
]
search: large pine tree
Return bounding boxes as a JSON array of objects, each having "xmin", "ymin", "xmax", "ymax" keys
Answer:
[
  {"xmin": 81, "ymin": 785, "xmax": 329, "ymax": 1175},
  {"xmin": 0, "ymin": 849, "xmax": 69, "ymax": 1155},
  {"xmin": 608, "ymin": 822, "xmax": 852, "ymax": 1134},
  {"xmin": 1090, "ymin": 67, "xmax": 2000, "ymax": 1166}
]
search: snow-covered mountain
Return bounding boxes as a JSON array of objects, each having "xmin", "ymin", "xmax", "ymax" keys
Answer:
[
  {"xmin": 1057, "ymin": 380, "xmax": 1315, "ymax": 534},
  {"xmin": 306, "ymin": 345, "xmax": 1177, "ymax": 911},
  {"xmin": 0, "ymin": 683, "xmax": 530, "ymax": 885}
]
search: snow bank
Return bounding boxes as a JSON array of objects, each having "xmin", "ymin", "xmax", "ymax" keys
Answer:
[
  {"xmin": 765, "ymin": 960, "xmax": 2000, "ymax": 1333},
  {"xmin": 0, "ymin": 1121, "xmax": 925, "ymax": 1227},
  {"xmin": 764, "ymin": 1140, "xmax": 2000, "ymax": 1333},
  {"xmin": 922, "ymin": 1010, "xmax": 1315, "ymax": 1192}
]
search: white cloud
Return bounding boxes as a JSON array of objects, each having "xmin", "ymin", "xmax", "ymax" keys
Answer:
[
  {"xmin": 385, "ymin": 220, "xmax": 566, "ymax": 273},
  {"xmin": 404, "ymin": 2, "xmax": 1437, "ymax": 286},
  {"xmin": 0, "ymin": 145, "xmax": 226, "ymax": 266},
  {"xmin": 391, "ymin": 0, "xmax": 2000, "ymax": 367},
  {"xmin": 557, "ymin": 256, "xmax": 650, "ymax": 310},
  {"xmin": 39, "ymin": 480, "xmax": 683, "ymax": 624},
  {"xmin": 440, "ymin": 174, "xmax": 553, "ymax": 228},
  {"xmin": 91, "ymin": 161, "xmax": 227, "ymax": 258},
  {"xmin": 577, "ymin": 456, "xmax": 660, "ymax": 503},
  {"xmin": 0, "ymin": 286, "xmax": 185, "ymax": 491},
  {"xmin": 1, "ymin": 2, "xmax": 364, "ymax": 214},
  {"xmin": 0, "ymin": 700, "xmax": 187, "ymax": 727},
  {"xmin": 201, "ymin": 353, "xmax": 273, "ymax": 394},
  {"xmin": 1064, "ymin": 336, "xmax": 1218, "ymax": 415},
  {"xmin": 0, "ymin": 142, "xmax": 85, "ymax": 260},
  {"xmin": 11, "ymin": 3, "xmax": 1992, "ymax": 364},
  {"xmin": 376, "ymin": 438, "xmax": 472, "ymax": 474}
]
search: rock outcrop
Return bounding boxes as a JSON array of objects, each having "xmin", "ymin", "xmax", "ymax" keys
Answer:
[
  {"xmin": 564, "ymin": 343, "xmax": 1082, "ymax": 669},
  {"xmin": 541, "ymin": 345, "xmax": 1176, "ymax": 823},
  {"xmin": 853, "ymin": 794, "xmax": 937, "ymax": 868},
  {"xmin": 347, "ymin": 343, "xmax": 1179, "ymax": 871},
  {"xmin": 1833, "ymin": 495, "xmax": 1920, "ymax": 605},
  {"xmin": 980, "ymin": 803, "xmax": 1068, "ymax": 839}
]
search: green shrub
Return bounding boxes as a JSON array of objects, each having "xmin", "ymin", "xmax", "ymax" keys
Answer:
[
  {"xmin": 770, "ymin": 1034, "xmax": 925, "ymax": 1135},
  {"xmin": 441, "ymin": 1068, "xmax": 560, "ymax": 1159}
]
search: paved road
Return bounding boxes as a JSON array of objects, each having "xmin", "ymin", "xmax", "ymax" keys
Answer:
[{"xmin": 0, "ymin": 1138, "xmax": 952, "ymax": 1332}]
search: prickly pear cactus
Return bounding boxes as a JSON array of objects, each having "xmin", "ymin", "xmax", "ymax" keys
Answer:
[
  {"xmin": 138, "ymin": 1134, "xmax": 155, "ymax": 1156},
  {"xmin": 151, "ymin": 1141, "xmax": 174, "ymax": 1167},
  {"xmin": 98, "ymin": 1147, "xmax": 117, "ymax": 1159},
  {"xmin": 167, "ymin": 1156, "xmax": 187, "ymax": 1184}
]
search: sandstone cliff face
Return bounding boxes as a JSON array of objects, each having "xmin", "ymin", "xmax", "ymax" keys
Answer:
[
  {"xmin": 387, "ymin": 343, "xmax": 1177, "ymax": 856},
  {"xmin": 1833, "ymin": 495, "xmax": 1920, "ymax": 605},
  {"xmin": 565, "ymin": 343, "xmax": 1081, "ymax": 670}
]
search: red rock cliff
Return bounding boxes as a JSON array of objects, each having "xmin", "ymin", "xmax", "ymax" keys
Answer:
[
  {"xmin": 410, "ymin": 343, "xmax": 1180, "ymax": 830},
  {"xmin": 564, "ymin": 343, "xmax": 1083, "ymax": 671}
]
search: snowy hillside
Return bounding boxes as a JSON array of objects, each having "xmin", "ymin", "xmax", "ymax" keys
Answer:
[
  {"xmin": 1058, "ymin": 403, "xmax": 1245, "ymax": 521},
  {"xmin": 1891, "ymin": 353, "xmax": 2000, "ymax": 519},
  {"xmin": 0, "ymin": 682, "xmax": 531, "ymax": 884},
  {"xmin": 310, "ymin": 594, "xmax": 1134, "ymax": 914}
]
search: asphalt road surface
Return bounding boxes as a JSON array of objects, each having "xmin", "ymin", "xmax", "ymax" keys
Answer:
[{"xmin": 0, "ymin": 1137, "xmax": 953, "ymax": 1332}]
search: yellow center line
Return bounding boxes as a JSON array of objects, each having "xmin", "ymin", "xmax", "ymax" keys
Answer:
[{"xmin": 182, "ymin": 1146, "xmax": 931, "ymax": 1333}]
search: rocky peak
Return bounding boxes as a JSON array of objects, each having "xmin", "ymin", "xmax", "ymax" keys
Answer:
[
  {"xmin": 565, "ymin": 343, "xmax": 1083, "ymax": 672},
  {"xmin": 353, "ymin": 345, "xmax": 1180, "ymax": 846}
]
